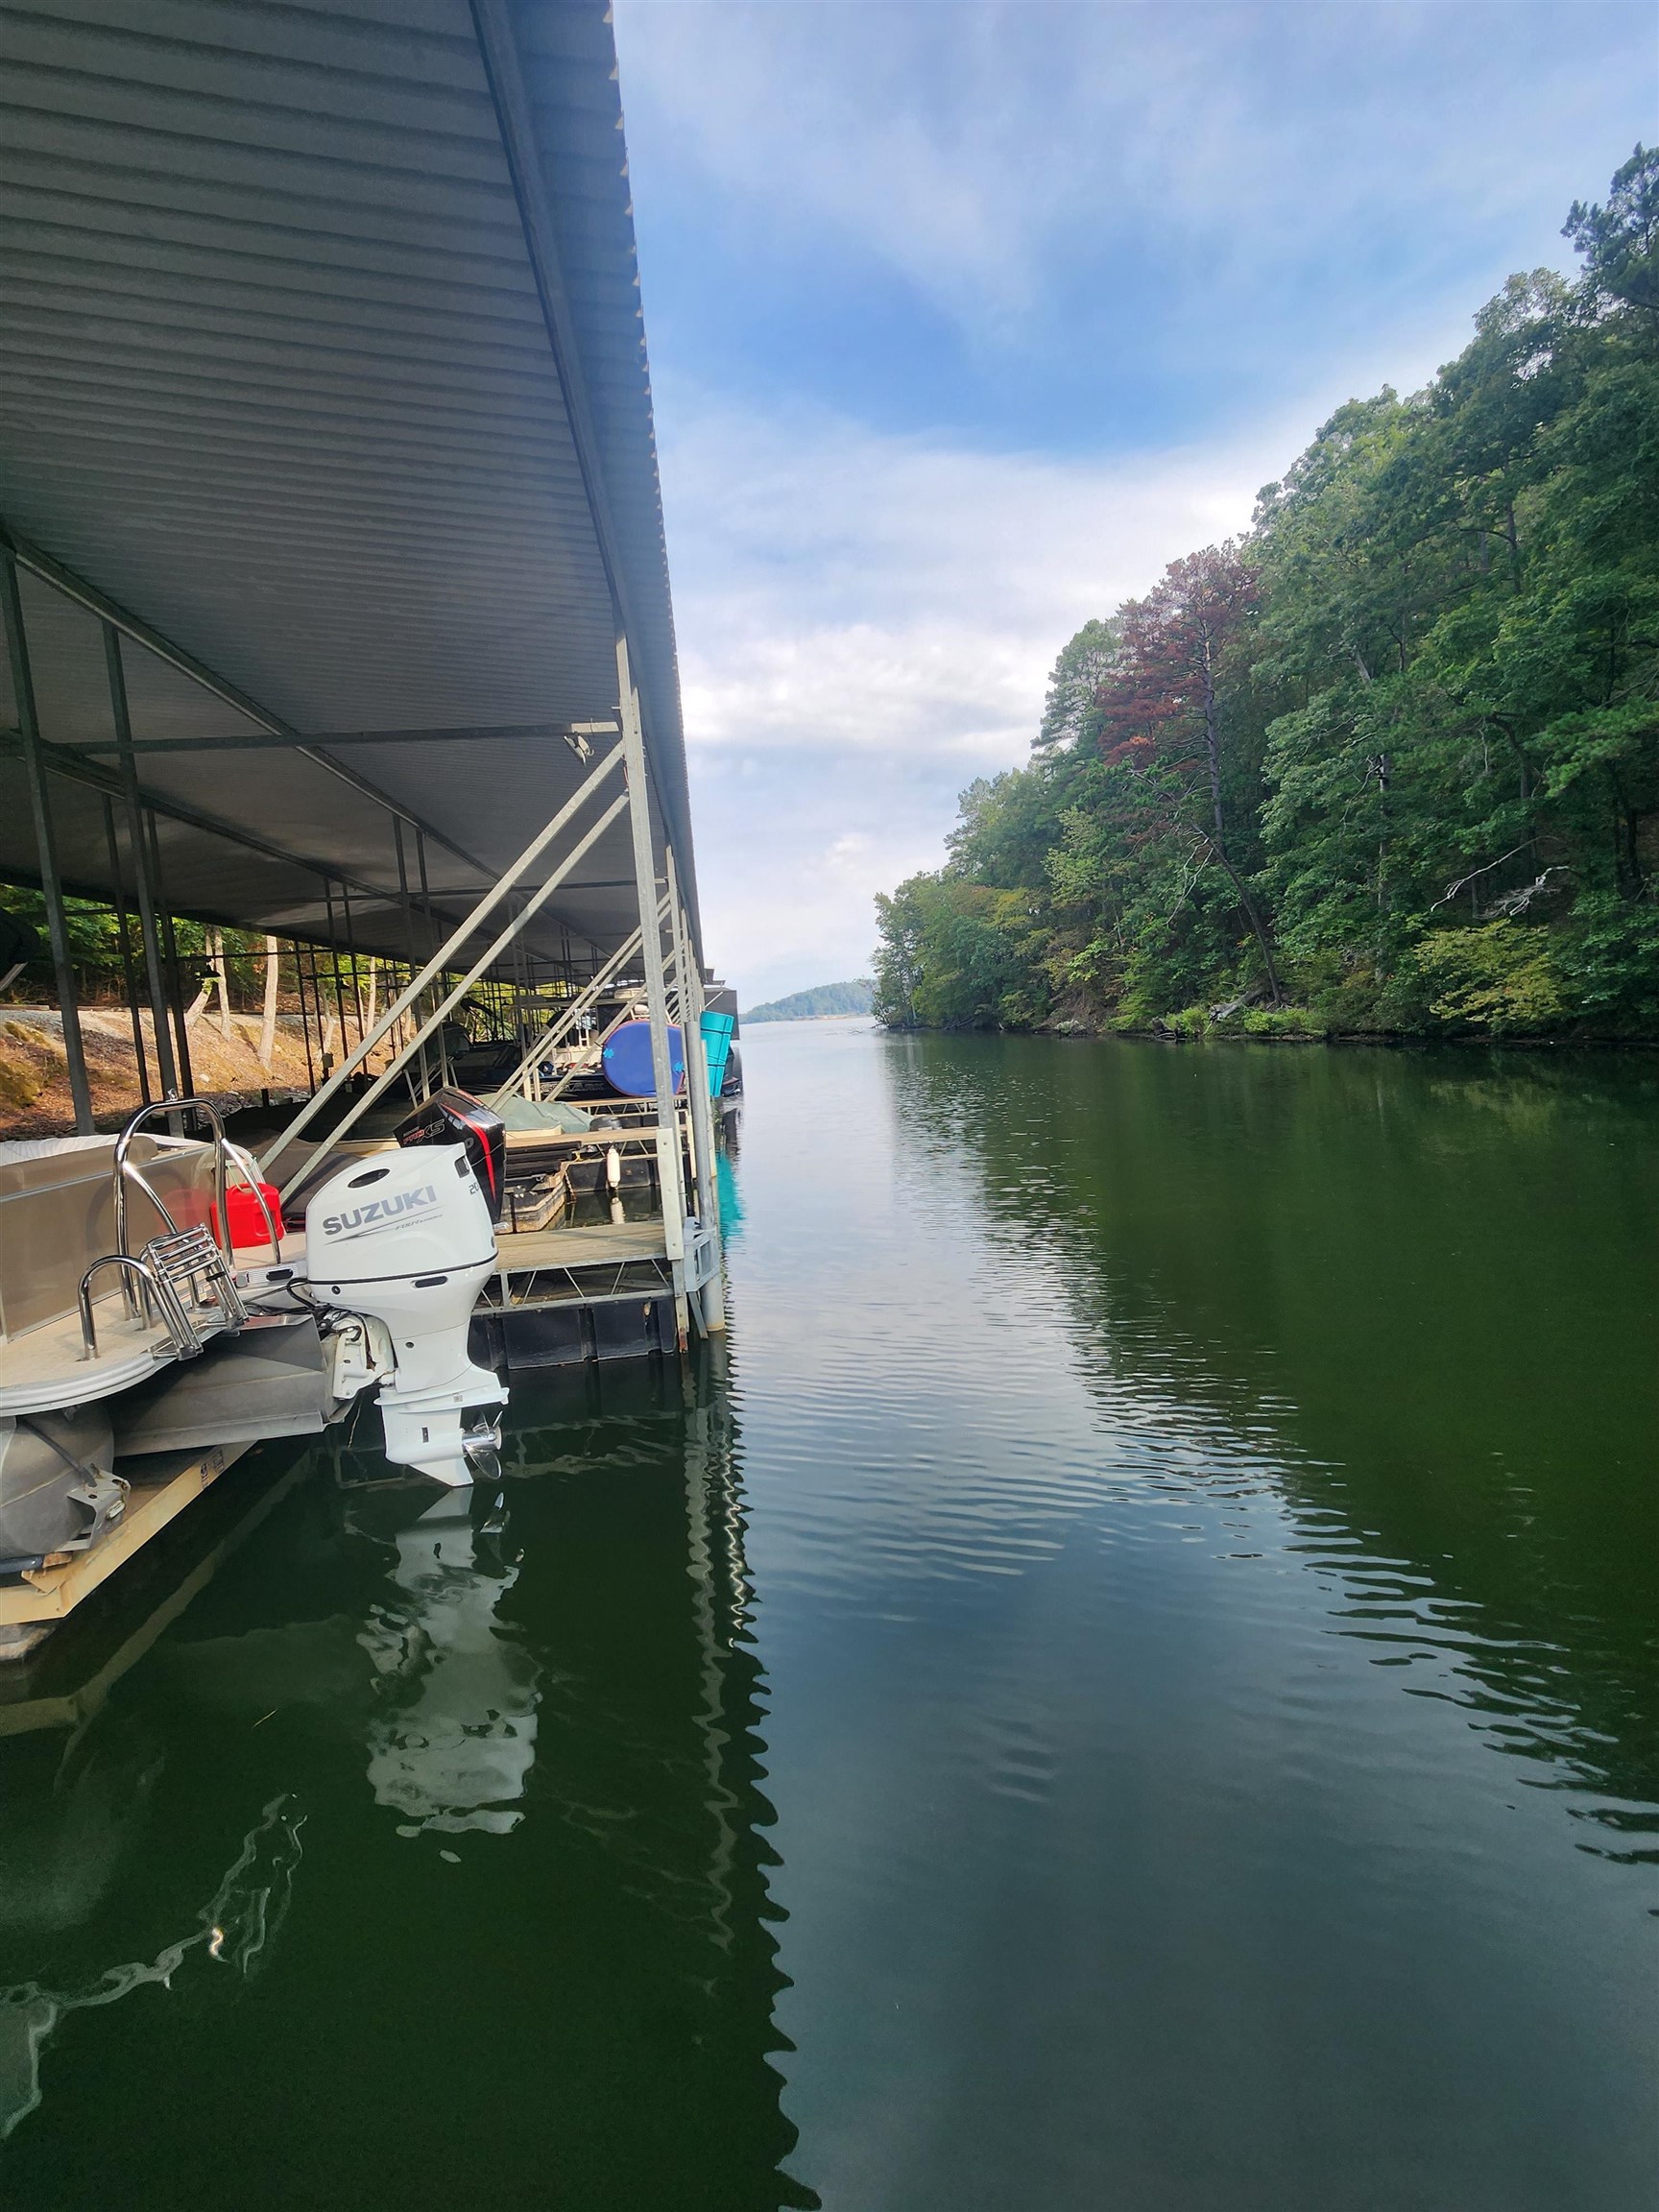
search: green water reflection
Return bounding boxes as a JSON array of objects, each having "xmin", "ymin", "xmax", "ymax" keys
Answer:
[
  {"xmin": 0, "ymin": 1027, "xmax": 1654, "ymax": 2211},
  {"xmin": 0, "ymin": 1364, "xmax": 810, "ymax": 2210},
  {"xmin": 884, "ymin": 1037, "xmax": 1659, "ymax": 1830}
]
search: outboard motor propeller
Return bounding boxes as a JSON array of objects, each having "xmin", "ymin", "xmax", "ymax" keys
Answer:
[
  {"xmin": 462, "ymin": 1415, "xmax": 503, "ymax": 1486},
  {"xmin": 304, "ymin": 1142, "xmax": 505, "ymax": 1487}
]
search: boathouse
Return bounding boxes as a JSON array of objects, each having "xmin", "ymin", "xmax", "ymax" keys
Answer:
[{"xmin": 0, "ymin": 1, "xmax": 727, "ymax": 1644}]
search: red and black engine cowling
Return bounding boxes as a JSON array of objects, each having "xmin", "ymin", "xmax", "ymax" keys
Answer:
[{"xmin": 394, "ymin": 1088, "xmax": 507, "ymax": 1224}]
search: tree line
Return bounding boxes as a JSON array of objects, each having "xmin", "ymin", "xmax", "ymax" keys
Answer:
[{"xmin": 874, "ymin": 149, "xmax": 1659, "ymax": 1042}]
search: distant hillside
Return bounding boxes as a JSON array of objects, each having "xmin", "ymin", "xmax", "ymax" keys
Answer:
[{"xmin": 744, "ymin": 978, "xmax": 874, "ymax": 1023}]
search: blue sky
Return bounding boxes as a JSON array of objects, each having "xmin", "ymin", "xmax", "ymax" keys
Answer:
[{"xmin": 613, "ymin": 1, "xmax": 1659, "ymax": 1003}]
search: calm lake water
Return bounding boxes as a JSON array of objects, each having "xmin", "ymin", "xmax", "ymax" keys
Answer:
[{"xmin": 1, "ymin": 1020, "xmax": 1656, "ymax": 2209}]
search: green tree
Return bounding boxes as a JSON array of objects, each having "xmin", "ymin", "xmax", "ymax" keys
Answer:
[
  {"xmin": 1035, "ymin": 618, "xmax": 1118, "ymax": 753},
  {"xmin": 874, "ymin": 149, "xmax": 1659, "ymax": 1043}
]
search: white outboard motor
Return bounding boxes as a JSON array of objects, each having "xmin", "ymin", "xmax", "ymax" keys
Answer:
[{"xmin": 304, "ymin": 1145, "xmax": 505, "ymax": 1486}]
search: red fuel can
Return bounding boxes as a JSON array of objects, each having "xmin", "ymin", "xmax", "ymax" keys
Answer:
[{"xmin": 212, "ymin": 1181, "xmax": 286, "ymax": 1251}]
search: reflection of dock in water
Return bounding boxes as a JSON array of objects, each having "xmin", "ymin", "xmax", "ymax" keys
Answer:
[{"xmin": 0, "ymin": 1359, "xmax": 813, "ymax": 2210}]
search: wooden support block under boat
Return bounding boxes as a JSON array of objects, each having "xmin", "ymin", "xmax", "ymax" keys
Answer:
[{"xmin": 0, "ymin": 1443, "xmax": 250, "ymax": 1634}]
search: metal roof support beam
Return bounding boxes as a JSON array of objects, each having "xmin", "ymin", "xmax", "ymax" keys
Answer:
[
  {"xmin": 104, "ymin": 623, "xmax": 179, "ymax": 1100},
  {"xmin": 0, "ymin": 721, "xmax": 393, "ymax": 909},
  {"xmin": 272, "ymin": 784, "xmax": 631, "ymax": 1203},
  {"xmin": 468, "ymin": 1, "xmax": 702, "ymax": 950},
  {"xmin": 618, "ymin": 635, "xmax": 689, "ymax": 1349},
  {"xmin": 0, "ymin": 716, "xmax": 590, "ymax": 974},
  {"xmin": 261, "ymin": 739, "xmax": 625, "ymax": 1184},
  {"xmin": 469, "ymin": 2, "xmax": 636, "ymax": 645},
  {"xmin": 77, "ymin": 721, "xmax": 621, "ymax": 757},
  {"xmin": 0, "ymin": 546, "xmax": 92, "ymax": 1130}
]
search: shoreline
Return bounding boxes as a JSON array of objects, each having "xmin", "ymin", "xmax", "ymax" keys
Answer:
[{"xmin": 875, "ymin": 1020, "xmax": 1659, "ymax": 1053}]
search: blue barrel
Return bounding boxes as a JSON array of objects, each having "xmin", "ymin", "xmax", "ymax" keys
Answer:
[{"xmin": 602, "ymin": 1019, "xmax": 685, "ymax": 1097}]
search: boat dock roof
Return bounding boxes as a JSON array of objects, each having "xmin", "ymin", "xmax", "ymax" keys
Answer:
[{"xmin": 0, "ymin": 0, "xmax": 697, "ymax": 973}]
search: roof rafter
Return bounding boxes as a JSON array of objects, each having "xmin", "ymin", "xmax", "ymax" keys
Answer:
[{"xmin": 74, "ymin": 718, "xmax": 617, "ymax": 755}]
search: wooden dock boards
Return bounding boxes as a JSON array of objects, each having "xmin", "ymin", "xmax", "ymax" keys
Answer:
[{"xmin": 494, "ymin": 1216, "xmax": 668, "ymax": 1276}]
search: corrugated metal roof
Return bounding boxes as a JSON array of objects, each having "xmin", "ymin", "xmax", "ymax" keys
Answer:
[{"xmin": 0, "ymin": 0, "xmax": 695, "ymax": 970}]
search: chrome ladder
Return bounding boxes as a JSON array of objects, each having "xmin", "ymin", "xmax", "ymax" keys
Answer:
[{"xmin": 78, "ymin": 1097, "xmax": 278, "ymax": 1361}]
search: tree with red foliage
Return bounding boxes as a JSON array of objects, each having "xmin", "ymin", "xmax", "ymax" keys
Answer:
[{"xmin": 1095, "ymin": 544, "xmax": 1284, "ymax": 1003}]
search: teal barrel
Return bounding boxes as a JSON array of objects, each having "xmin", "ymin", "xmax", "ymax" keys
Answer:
[{"xmin": 700, "ymin": 1010, "xmax": 735, "ymax": 1095}]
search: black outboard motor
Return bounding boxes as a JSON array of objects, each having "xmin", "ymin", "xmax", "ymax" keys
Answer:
[{"xmin": 394, "ymin": 1088, "xmax": 507, "ymax": 1225}]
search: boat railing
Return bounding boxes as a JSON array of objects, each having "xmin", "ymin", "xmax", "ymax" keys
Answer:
[
  {"xmin": 78, "ymin": 1252, "xmax": 194, "ymax": 1363},
  {"xmin": 109, "ymin": 1099, "xmax": 282, "ymax": 1307},
  {"xmin": 78, "ymin": 1214, "xmax": 252, "ymax": 1365},
  {"xmin": 113, "ymin": 1099, "xmax": 229, "ymax": 1305},
  {"xmin": 79, "ymin": 1100, "xmax": 276, "ymax": 1343}
]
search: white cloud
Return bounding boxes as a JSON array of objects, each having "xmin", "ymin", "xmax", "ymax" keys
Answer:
[
  {"xmin": 668, "ymin": 395, "xmax": 1278, "ymax": 730},
  {"xmin": 617, "ymin": 1, "xmax": 1648, "ymax": 357}
]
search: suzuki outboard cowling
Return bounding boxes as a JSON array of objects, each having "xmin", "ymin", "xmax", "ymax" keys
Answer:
[
  {"xmin": 394, "ymin": 1088, "xmax": 506, "ymax": 1224},
  {"xmin": 304, "ymin": 1144, "xmax": 505, "ymax": 1487}
]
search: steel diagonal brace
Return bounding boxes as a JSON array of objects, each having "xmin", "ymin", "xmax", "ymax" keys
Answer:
[
  {"xmin": 259, "ymin": 745, "xmax": 624, "ymax": 1176},
  {"xmin": 273, "ymin": 785, "xmax": 632, "ymax": 1204}
]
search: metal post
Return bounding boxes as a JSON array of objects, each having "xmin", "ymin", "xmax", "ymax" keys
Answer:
[
  {"xmin": 322, "ymin": 878, "xmax": 349, "ymax": 1071},
  {"xmin": 394, "ymin": 817, "xmax": 431, "ymax": 1101},
  {"xmin": 297, "ymin": 942, "xmax": 317, "ymax": 1092},
  {"xmin": 667, "ymin": 849, "xmax": 725, "ymax": 1334},
  {"xmin": 1, "ymin": 549, "xmax": 93, "ymax": 1130},
  {"xmin": 617, "ymin": 637, "xmax": 690, "ymax": 1348},
  {"xmin": 104, "ymin": 624, "xmax": 179, "ymax": 1098},
  {"xmin": 156, "ymin": 881, "xmax": 196, "ymax": 1100},
  {"xmin": 101, "ymin": 794, "xmax": 151, "ymax": 1104},
  {"xmin": 340, "ymin": 880, "xmax": 359, "ymax": 1049},
  {"xmin": 415, "ymin": 830, "xmax": 449, "ymax": 1092},
  {"xmin": 143, "ymin": 810, "xmax": 195, "ymax": 1098}
]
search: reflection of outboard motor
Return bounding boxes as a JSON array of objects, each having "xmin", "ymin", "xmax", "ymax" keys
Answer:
[
  {"xmin": 394, "ymin": 1088, "xmax": 506, "ymax": 1223},
  {"xmin": 0, "ymin": 1410, "xmax": 124, "ymax": 1573},
  {"xmin": 303, "ymin": 1147, "xmax": 505, "ymax": 1488}
]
